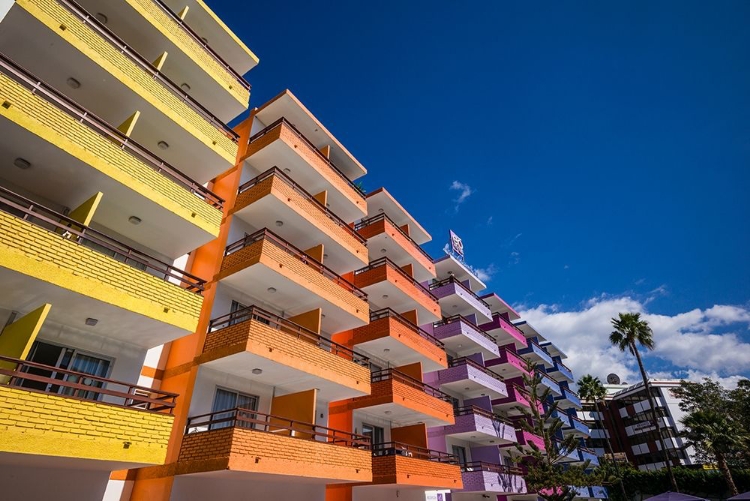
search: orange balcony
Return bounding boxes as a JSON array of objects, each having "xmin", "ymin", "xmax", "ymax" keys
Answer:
[
  {"xmin": 367, "ymin": 442, "xmax": 462, "ymax": 489},
  {"xmin": 178, "ymin": 408, "xmax": 372, "ymax": 483},
  {"xmin": 232, "ymin": 167, "xmax": 368, "ymax": 274},
  {"xmin": 353, "ymin": 258, "xmax": 441, "ymax": 324},
  {"xmin": 350, "ymin": 309, "xmax": 447, "ymax": 372},
  {"xmin": 197, "ymin": 305, "xmax": 371, "ymax": 401},
  {"xmin": 218, "ymin": 229, "xmax": 369, "ymax": 332},
  {"xmin": 348, "ymin": 369, "xmax": 455, "ymax": 427},
  {"xmin": 242, "ymin": 118, "xmax": 366, "ymax": 222},
  {"xmin": 355, "ymin": 214, "xmax": 435, "ymax": 282}
]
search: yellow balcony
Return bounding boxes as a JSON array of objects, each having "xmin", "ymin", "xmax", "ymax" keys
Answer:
[
  {"xmin": 218, "ymin": 229, "xmax": 369, "ymax": 333},
  {"xmin": 75, "ymin": 0, "xmax": 251, "ymax": 119},
  {"xmin": 0, "ymin": 188, "xmax": 204, "ymax": 347},
  {"xmin": 0, "ymin": 53, "xmax": 221, "ymax": 258},
  {"xmin": 232, "ymin": 168, "xmax": 368, "ymax": 274},
  {"xmin": 0, "ymin": 0, "xmax": 238, "ymax": 177},
  {"xmin": 198, "ymin": 305, "xmax": 371, "ymax": 402},
  {"xmin": 177, "ymin": 408, "xmax": 372, "ymax": 483},
  {"xmin": 0, "ymin": 356, "xmax": 175, "ymax": 468}
]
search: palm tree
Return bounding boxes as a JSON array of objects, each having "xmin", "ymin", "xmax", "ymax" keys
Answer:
[
  {"xmin": 578, "ymin": 375, "xmax": 628, "ymax": 499},
  {"xmin": 610, "ymin": 312, "xmax": 679, "ymax": 493},
  {"xmin": 681, "ymin": 410, "xmax": 743, "ymax": 496}
]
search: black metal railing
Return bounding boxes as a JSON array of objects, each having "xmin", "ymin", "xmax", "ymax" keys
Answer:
[
  {"xmin": 354, "ymin": 213, "xmax": 432, "ymax": 262},
  {"xmin": 429, "ymin": 276, "xmax": 491, "ymax": 310},
  {"xmin": 0, "ymin": 356, "xmax": 177, "ymax": 413},
  {"xmin": 354, "ymin": 257, "xmax": 438, "ymax": 303},
  {"xmin": 0, "ymin": 52, "xmax": 224, "ymax": 210},
  {"xmin": 449, "ymin": 357, "xmax": 506, "ymax": 383},
  {"xmin": 185, "ymin": 408, "xmax": 370, "ymax": 449},
  {"xmin": 207, "ymin": 304, "xmax": 369, "ymax": 366},
  {"xmin": 369, "ymin": 308, "xmax": 444, "ymax": 348},
  {"xmin": 0, "ymin": 187, "xmax": 205, "ymax": 292},
  {"xmin": 372, "ymin": 441, "xmax": 458, "ymax": 463},
  {"xmin": 371, "ymin": 368, "xmax": 453, "ymax": 402},
  {"xmin": 224, "ymin": 228, "xmax": 367, "ymax": 300},
  {"xmin": 460, "ymin": 461, "xmax": 523, "ymax": 475},
  {"xmin": 454, "ymin": 405, "xmax": 514, "ymax": 426}
]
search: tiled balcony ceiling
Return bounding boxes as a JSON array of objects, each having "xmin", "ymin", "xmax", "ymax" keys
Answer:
[{"xmin": 0, "ymin": 0, "xmax": 237, "ymax": 179}]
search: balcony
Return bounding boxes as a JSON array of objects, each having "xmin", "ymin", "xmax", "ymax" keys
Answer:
[
  {"xmin": 556, "ymin": 387, "xmax": 582, "ymax": 410},
  {"xmin": 0, "ymin": 53, "xmax": 222, "ymax": 258},
  {"xmin": 508, "ymin": 429, "xmax": 545, "ymax": 452},
  {"xmin": 565, "ymin": 415, "xmax": 590, "ymax": 437},
  {"xmin": 350, "ymin": 309, "xmax": 447, "ymax": 372},
  {"xmin": 433, "ymin": 357, "xmax": 508, "ymax": 400},
  {"xmin": 355, "ymin": 214, "xmax": 434, "ymax": 282},
  {"xmin": 0, "ymin": 0, "xmax": 239, "ymax": 172},
  {"xmin": 218, "ymin": 229, "xmax": 369, "ymax": 333},
  {"xmin": 179, "ymin": 408, "xmax": 371, "ymax": 483},
  {"xmin": 432, "ymin": 315, "xmax": 500, "ymax": 359},
  {"xmin": 550, "ymin": 359, "xmax": 574, "ymax": 382},
  {"xmin": 368, "ymin": 442, "xmax": 462, "ymax": 489},
  {"xmin": 518, "ymin": 339, "xmax": 554, "ymax": 367},
  {"xmin": 443, "ymin": 406, "xmax": 516, "ymax": 445},
  {"xmin": 348, "ymin": 369, "xmax": 455, "ymax": 427},
  {"xmin": 354, "ymin": 257, "xmax": 441, "ymax": 323},
  {"xmin": 486, "ymin": 347, "xmax": 532, "ymax": 379},
  {"xmin": 0, "ymin": 356, "xmax": 175, "ymax": 467},
  {"xmin": 590, "ymin": 486, "xmax": 609, "ymax": 498},
  {"xmin": 457, "ymin": 462, "xmax": 526, "ymax": 496},
  {"xmin": 232, "ymin": 167, "xmax": 368, "ymax": 274},
  {"xmin": 551, "ymin": 409, "xmax": 572, "ymax": 428},
  {"xmin": 579, "ymin": 447, "xmax": 600, "ymax": 466},
  {"xmin": 0, "ymin": 188, "xmax": 204, "ymax": 346},
  {"xmin": 197, "ymin": 305, "xmax": 371, "ymax": 402},
  {"xmin": 429, "ymin": 276, "xmax": 492, "ymax": 322},
  {"xmin": 492, "ymin": 385, "xmax": 540, "ymax": 416},
  {"xmin": 537, "ymin": 371, "xmax": 562, "ymax": 397},
  {"xmin": 479, "ymin": 313, "xmax": 528, "ymax": 349},
  {"xmin": 243, "ymin": 118, "xmax": 366, "ymax": 223}
]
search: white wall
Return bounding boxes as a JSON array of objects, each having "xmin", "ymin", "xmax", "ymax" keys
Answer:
[
  {"xmin": 0, "ymin": 0, "xmax": 13, "ymax": 23},
  {"xmin": 188, "ymin": 366, "xmax": 275, "ymax": 418},
  {"xmin": 0, "ymin": 463, "xmax": 111, "ymax": 501},
  {"xmin": 171, "ymin": 475, "xmax": 327, "ymax": 501},
  {"xmin": 354, "ymin": 486, "xmax": 431, "ymax": 501}
]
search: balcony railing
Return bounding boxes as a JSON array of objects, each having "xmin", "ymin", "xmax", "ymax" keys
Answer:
[
  {"xmin": 354, "ymin": 257, "xmax": 438, "ymax": 302},
  {"xmin": 58, "ymin": 0, "xmax": 238, "ymax": 141},
  {"xmin": 151, "ymin": 0, "xmax": 250, "ymax": 91},
  {"xmin": 207, "ymin": 304, "xmax": 370, "ymax": 366},
  {"xmin": 247, "ymin": 118, "xmax": 365, "ymax": 196},
  {"xmin": 495, "ymin": 314, "xmax": 527, "ymax": 338},
  {"xmin": 224, "ymin": 228, "xmax": 367, "ymax": 300},
  {"xmin": 434, "ymin": 315, "xmax": 498, "ymax": 345},
  {"xmin": 369, "ymin": 308, "xmax": 444, "ymax": 348},
  {"xmin": 429, "ymin": 276, "xmax": 491, "ymax": 309},
  {"xmin": 372, "ymin": 441, "xmax": 457, "ymax": 464},
  {"xmin": 449, "ymin": 357, "xmax": 505, "ymax": 383},
  {"xmin": 354, "ymin": 213, "xmax": 432, "ymax": 262},
  {"xmin": 0, "ymin": 53, "xmax": 224, "ymax": 210},
  {"xmin": 460, "ymin": 461, "xmax": 523, "ymax": 475},
  {"xmin": 0, "ymin": 187, "xmax": 205, "ymax": 292},
  {"xmin": 237, "ymin": 167, "xmax": 365, "ymax": 244},
  {"xmin": 521, "ymin": 339, "xmax": 554, "ymax": 363},
  {"xmin": 371, "ymin": 369, "xmax": 453, "ymax": 403},
  {"xmin": 454, "ymin": 405, "xmax": 513, "ymax": 426},
  {"xmin": 185, "ymin": 407, "xmax": 370, "ymax": 449},
  {"xmin": 0, "ymin": 355, "xmax": 177, "ymax": 413}
]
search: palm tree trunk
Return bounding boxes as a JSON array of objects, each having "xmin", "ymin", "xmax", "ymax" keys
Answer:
[
  {"xmin": 597, "ymin": 398, "xmax": 629, "ymax": 500},
  {"xmin": 715, "ymin": 450, "xmax": 738, "ymax": 496},
  {"xmin": 631, "ymin": 341, "xmax": 679, "ymax": 493}
]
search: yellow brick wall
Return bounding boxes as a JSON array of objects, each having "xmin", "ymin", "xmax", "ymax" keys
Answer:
[
  {"xmin": 0, "ymin": 386, "xmax": 173, "ymax": 465},
  {"xmin": 200, "ymin": 317, "xmax": 370, "ymax": 394},
  {"xmin": 0, "ymin": 212, "xmax": 202, "ymax": 331},
  {"xmin": 20, "ymin": 0, "xmax": 237, "ymax": 164},
  {"xmin": 126, "ymin": 0, "xmax": 249, "ymax": 107},
  {"xmin": 0, "ymin": 73, "xmax": 221, "ymax": 235}
]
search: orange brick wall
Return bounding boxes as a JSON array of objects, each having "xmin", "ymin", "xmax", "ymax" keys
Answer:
[
  {"xmin": 372, "ymin": 455, "xmax": 463, "ymax": 489},
  {"xmin": 354, "ymin": 264, "xmax": 440, "ymax": 319},
  {"xmin": 347, "ymin": 379, "xmax": 454, "ymax": 425},
  {"xmin": 356, "ymin": 219, "xmax": 434, "ymax": 276},
  {"xmin": 350, "ymin": 317, "xmax": 446, "ymax": 368}
]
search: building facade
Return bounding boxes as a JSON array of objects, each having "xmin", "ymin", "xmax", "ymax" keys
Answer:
[{"xmin": 0, "ymin": 1, "xmax": 604, "ymax": 500}]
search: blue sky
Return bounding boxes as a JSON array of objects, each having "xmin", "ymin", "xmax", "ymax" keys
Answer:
[{"xmin": 214, "ymin": 1, "xmax": 750, "ymax": 384}]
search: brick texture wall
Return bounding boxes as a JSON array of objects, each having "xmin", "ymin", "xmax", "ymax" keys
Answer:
[
  {"xmin": 127, "ymin": 0, "xmax": 249, "ymax": 105},
  {"xmin": 372, "ymin": 455, "xmax": 462, "ymax": 489},
  {"xmin": 200, "ymin": 317, "xmax": 370, "ymax": 394},
  {"xmin": 350, "ymin": 317, "xmax": 446, "ymax": 368},
  {"xmin": 177, "ymin": 426, "xmax": 372, "ymax": 482},
  {"xmin": 356, "ymin": 218, "xmax": 434, "ymax": 276},
  {"xmin": 0, "ymin": 72, "xmax": 221, "ymax": 233},
  {"xmin": 21, "ymin": 0, "xmax": 237, "ymax": 163},
  {"xmin": 354, "ymin": 263, "xmax": 440, "ymax": 319},
  {"xmin": 0, "ymin": 212, "xmax": 203, "ymax": 331},
  {"xmin": 0, "ymin": 386, "xmax": 172, "ymax": 464},
  {"xmin": 347, "ymin": 378, "xmax": 454, "ymax": 425},
  {"xmin": 460, "ymin": 470, "xmax": 526, "ymax": 493}
]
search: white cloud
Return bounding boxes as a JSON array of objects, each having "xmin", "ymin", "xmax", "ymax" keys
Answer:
[
  {"xmin": 469, "ymin": 263, "xmax": 498, "ymax": 282},
  {"xmin": 449, "ymin": 181, "xmax": 474, "ymax": 211},
  {"xmin": 509, "ymin": 251, "xmax": 520, "ymax": 266},
  {"xmin": 487, "ymin": 216, "xmax": 494, "ymax": 226},
  {"xmin": 517, "ymin": 296, "xmax": 750, "ymax": 388}
]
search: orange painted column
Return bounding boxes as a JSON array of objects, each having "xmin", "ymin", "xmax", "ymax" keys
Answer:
[
  {"xmin": 129, "ymin": 117, "xmax": 255, "ymax": 501},
  {"xmin": 326, "ymin": 402, "xmax": 355, "ymax": 501}
]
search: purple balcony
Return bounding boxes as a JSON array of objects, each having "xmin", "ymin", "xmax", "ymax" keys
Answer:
[
  {"xmin": 459, "ymin": 462, "xmax": 527, "ymax": 495},
  {"xmin": 432, "ymin": 315, "xmax": 500, "ymax": 359},
  {"xmin": 486, "ymin": 347, "xmax": 532, "ymax": 379},
  {"xmin": 443, "ymin": 406, "xmax": 517, "ymax": 445},
  {"xmin": 479, "ymin": 313, "xmax": 528, "ymax": 349},
  {"xmin": 429, "ymin": 276, "xmax": 492, "ymax": 322},
  {"xmin": 504, "ymin": 429, "xmax": 545, "ymax": 452},
  {"xmin": 492, "ymin": 385, "xmax": 541, "ymax": 416},
  {"xmin": 433, "ymin": 357, "xmax": 508, "ymax": 400}
]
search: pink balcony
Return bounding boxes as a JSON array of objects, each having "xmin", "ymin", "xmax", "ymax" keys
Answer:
[
  {"xmin": 492, "ymin": 385, "xmax": 542, "ymax": 416},
  {"xmin": 480, "ymin": 314, "xmax": 528, "ymax": 349},
  {"xmin": 486, "ymin": 347, "xmax": 532, "ymax": 380}
]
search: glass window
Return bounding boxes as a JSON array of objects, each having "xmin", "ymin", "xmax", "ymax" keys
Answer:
[
  {"xmin": 211, "ymin": 388, "xmax": 259, "ymax": 430},
  {"xmin": 452, "ymin": 445, "xmax": 467, "ymax": 465}
]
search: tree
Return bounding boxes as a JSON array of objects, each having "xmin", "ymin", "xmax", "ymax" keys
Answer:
[
  {"xmin": 578, "ymin": 374, "xmax": 628, "ymax": 500},
  {"xmin": 515, "ymin": 359, "xmax": 607, "ymax": 501},
  {"xmin": 609, "ymin": 312, "xmax": 679, "ymax": 492}
]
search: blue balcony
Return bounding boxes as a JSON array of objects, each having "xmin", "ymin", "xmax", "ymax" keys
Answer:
[
  {"xmin": 518, "ymin": 339, "xmax": 554, "ymax": 366},
  {"xmin": 538, "ymin": 372, "xmax": 562, "ymax": 396},
  {"xmin": 564, "ymin": 415, "xmax": 590, "ymax": 436},
  {"xmin": 550, "ymin": 359, "xmax": 574, "ymax": 382},
  {"xmin": 556, "ymin": 387, "xmax": 582, "ymax": 410},
  {"xmin": 590, "ymin": 485, "xmax": 609, "ymax": 498},
  {"xmin": 551, "ymin": 409, "xmax": 571, "ymax": 427},
  {"xmin": 555, "ymin": 442, "xmax": 580, "ymax": 463},
  {"xmin": 579, "ymin": 448, "xmax": 600, "ymax": 466}
]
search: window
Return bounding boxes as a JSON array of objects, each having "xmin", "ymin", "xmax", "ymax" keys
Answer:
[
  {"xmin": 228, "ymin": 300, "xmax": 247, "ymax": 326},
  {"xmin": 211, "ymin": 388, "xmax": 259, "ymax": 430},
  {"xmin": 452, "ymin": 445, "xmax": 467, "ymax": 465},
  {"xmin": 362, "ymin": 423, "xmax": 384, "ymax": 449}
]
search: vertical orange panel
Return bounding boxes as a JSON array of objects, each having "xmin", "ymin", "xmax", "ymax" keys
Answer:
[
  {"xmin": 396, "ymin": 362, "xmax": 423, "ymax": 381},
  {"xmin": 391, "ymin": 423, "xmax": 427, "ymax": 448}
]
